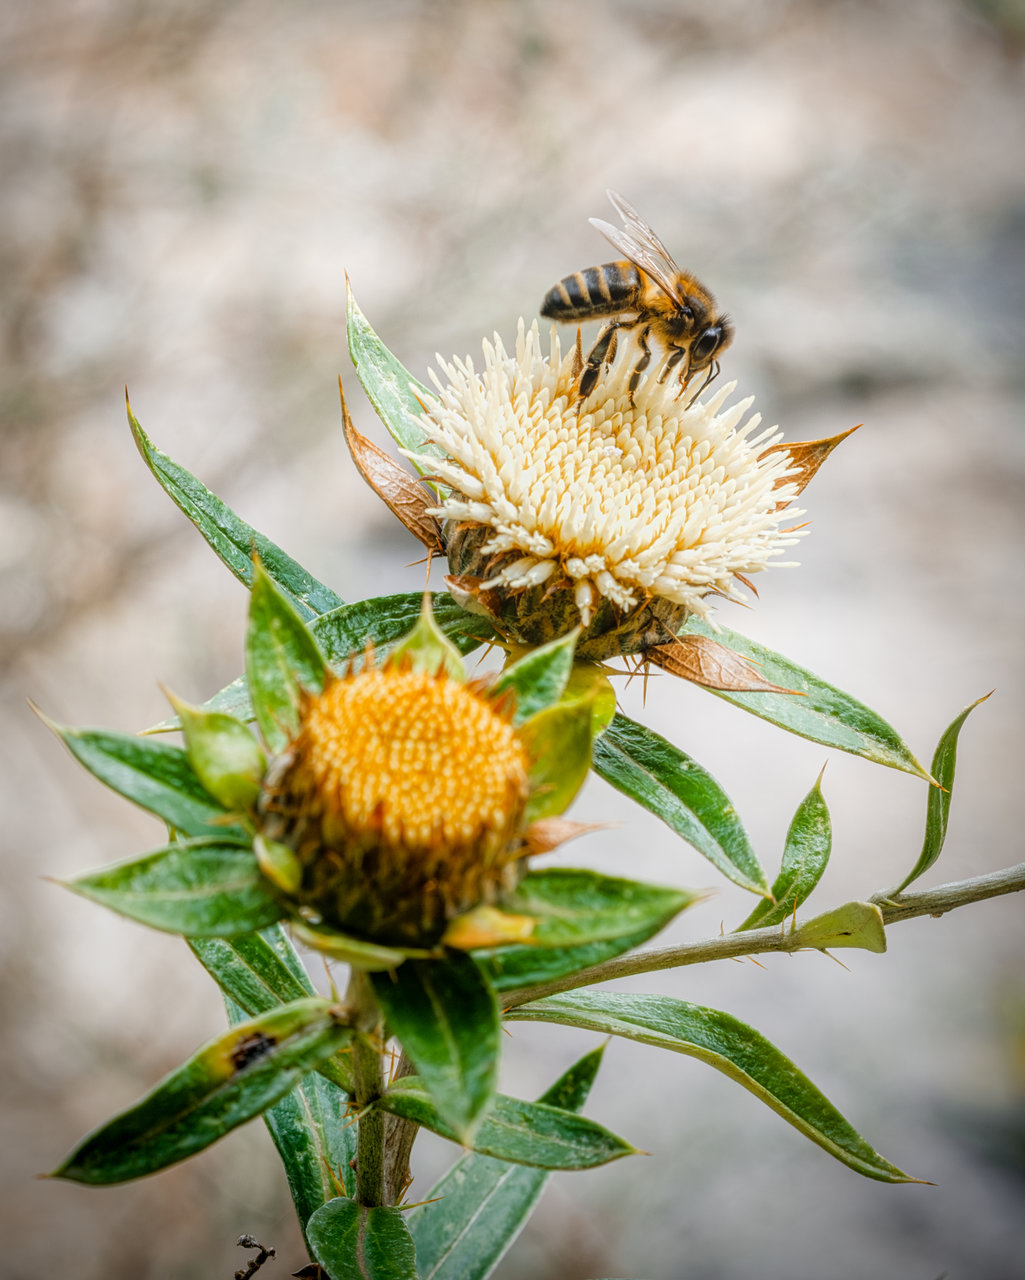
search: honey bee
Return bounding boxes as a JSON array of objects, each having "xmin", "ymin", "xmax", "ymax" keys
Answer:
[{"xmin": 541, "ymin": 189, "xmax": 733, "ymax": 402}]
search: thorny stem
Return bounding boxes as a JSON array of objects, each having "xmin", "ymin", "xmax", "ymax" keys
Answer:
[
  {"xmin": 340, "ymin": 975, "xmax": 420, "ymax": 1207},
  {"xmin": 870, "ymin": 861, "xmax": 1025, "ymax": 921},
  {"xmin": 346, "ymin": 970, "xmax": 386, "ymax": 1208},
  {"xmin": 502, "ymin": 861, "xmax": 1025, "ymax": 1010},
  {"xmin": 382, "ymin": 1050, "xmax": 420, "ymax": 1205}
]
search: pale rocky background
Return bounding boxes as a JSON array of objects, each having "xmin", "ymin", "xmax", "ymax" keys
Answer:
[{"xmin": 3, "ymin": 1, "xmax": 1025, "ymax": 1277}]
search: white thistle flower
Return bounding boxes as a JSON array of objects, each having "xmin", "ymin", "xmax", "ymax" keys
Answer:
[{"xmin": 407, "ymin": 321, "xmax": 804, "ymax": 656}]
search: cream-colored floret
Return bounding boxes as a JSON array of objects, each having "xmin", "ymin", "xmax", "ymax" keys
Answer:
[{"xmin": 407, "ymin": 321, "xmax": 804, "ymax": 625}]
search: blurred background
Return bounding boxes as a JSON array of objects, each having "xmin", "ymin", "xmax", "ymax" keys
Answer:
[{"xmin": 3, "ymin": 0, "xmax": 1024, "ymax": 1276}]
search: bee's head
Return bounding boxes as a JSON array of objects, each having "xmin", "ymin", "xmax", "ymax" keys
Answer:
[{"xmin": 691, "ymin": 315, "xmax": 734, "ymax": 370}]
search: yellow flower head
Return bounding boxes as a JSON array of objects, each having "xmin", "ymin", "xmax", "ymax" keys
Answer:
[{"xmin": 258, "ymin": 661, "xmax": 532, "ymax": 947}]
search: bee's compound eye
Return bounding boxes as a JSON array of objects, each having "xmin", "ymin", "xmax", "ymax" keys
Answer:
[{"xmin": 691, "ymin": 327, "xmax": 723, "ymax": 364}]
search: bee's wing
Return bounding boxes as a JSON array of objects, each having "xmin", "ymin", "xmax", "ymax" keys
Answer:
[
  {"xmin": 588, "ymin": 189, "xmax": 688, "ymax": 308},
  {"xmin": 589, "ymin": 217, "xmax": 687, "ymax": 307},
  {"xmin": 605, "ymin": 189, "xmax": 678, "ymax": 266}
]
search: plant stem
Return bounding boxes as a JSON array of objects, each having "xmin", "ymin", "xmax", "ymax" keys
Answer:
[
  {"xmin": 871, "ymin": 861, "xmax": 1025, "ymax": 921},
  {"xmin": 503, "ymin": 861, "xmax": 1025, "ymax": 1009},
  {"xmin": 346, "ymin": 971, "xmax": 386, "ymax": 1208},
  {"xmin": 382, "ymin": 1050, "xmax": 420, "ymax": 1205}
]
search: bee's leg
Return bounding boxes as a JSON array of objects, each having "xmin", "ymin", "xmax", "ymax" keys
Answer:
[
  {"xmin": 671, "ymin": 345, "xmax": 696, "ymax": 401},
  {"xmin": 578, "ymin": 322, "xmax": 619, "ymax": 400},
  {"xmin": 627, "ymin": 326, "xmax": 653, "ymax": 406},
  {"xmin": 657, "ymin": 344, "xmax": 688, "ymax": 385},
  {"xmin": 579, "ymin": 319, "xmax": 636, "ymax": 400},
  {"xmin": 577, "ymin": 331, "xmax": 617, "ymax": 417}
]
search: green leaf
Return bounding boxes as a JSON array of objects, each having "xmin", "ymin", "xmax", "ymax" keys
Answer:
[
  {"xmin": 493, "ymin": 632, "xmax": 579, "ymax": 725},
  {"xmin": 44, "ymin": 719, "xmax": 244, "ymax": 839},
  {"xmin": 308, "ymin": 1196, "xmax": 418, "ymax": 1280},
  {"xmin": 592, "ymin": 713, "xmax": 769, "ymax": 896},
  {"xmin": 679, "ymin": 617, "xmax": 932, "ymax": 780},
  {"xmin": 246, "ymin": 562, "xmax": 327, "ymax": 752},
  {"xmin": 387, "ymin": 593, "xmax": 465, "ymax": 679},
  {"xmin": 509, "ymin": 992, "xmax": 915, "ymax": 1182},
  {"xmin": 376, "ymin": 1079, "xmax": 637, "ymax": 1170},
  {"xmin": 224, "ymin": 996, "xmax": 355, "ymax": 1242},
  {"xmin": 737, "ymin": 773, "xmax": 832, "ymax": 930},
  {"xmin": 265, "ymin": 1071, "xmax": 357, "ymax": 1243},
  {"xmin": 312, "ymin": 592, "xmax": 493, "ymax": 667},
  {"xmin": 64, "ymin": 839, "xmax": 284, "ymax": 936},
  {"xmin": 128, "ymin": 399, "xmax": 343, "ymax": 618},
  {"xmin": 476, "ymin": 927, "xmax": 657, "ymax": 994},
  {"xmin": 408, "ymin": 1048, "xmax": 605, "ymax": 1280},
  {"xmin": 371, "ymin": 953, "xmax": 499, "ymax": 1143},
  {"xmin": 520, "ymin": 698, "xmax": 595, "ymax": 824},
  {"xmin": 564, "ymin": 663, "xmax": 617, "ymax": 737},
  {"xmin": 791, "ymin": 901, "xmax": 887, "ymax": 953},
  {"xmin": 52, "ymin": 998, "xmax": 352, "ymax": 1184},
  {"xmin": 893, "ymin": 693, "xmax": 991, "ymax": 893},
  {"xmin": 167, "ymin": 694, "xmax": 265, "ymax": 812},
  {"xmin": 190, "ymin": 925, "xmax": 314, "ymax": 1010},
  {"xmin": 346, "ymin": 283, "xmax": 442, "ymax": 465},
  {"xmin": 503, "ymin": 867, "xmax": 700, "ymax": 949},
  {"xmin": 188, "ymin": 926, "xmax": 353, "ymax": 1092}
]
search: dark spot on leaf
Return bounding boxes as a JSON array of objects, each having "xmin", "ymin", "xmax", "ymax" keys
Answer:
[{"xmin": 231, "ymin": 1031, "xmax": 276, "ymax": 1071}]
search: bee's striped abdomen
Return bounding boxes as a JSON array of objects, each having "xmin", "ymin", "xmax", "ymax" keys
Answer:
[{"xmin": 540, "ymin": 260, "xmax": 641, "ymax": 320}]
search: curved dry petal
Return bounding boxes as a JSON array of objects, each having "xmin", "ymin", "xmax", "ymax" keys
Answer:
[
  {"xmin": 647, "ymin": 634, "xmax": 798, "ymax": 694},
  {"xmin": 340, "ymin": 379, "xmax": 443, "ymax": 553}
]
